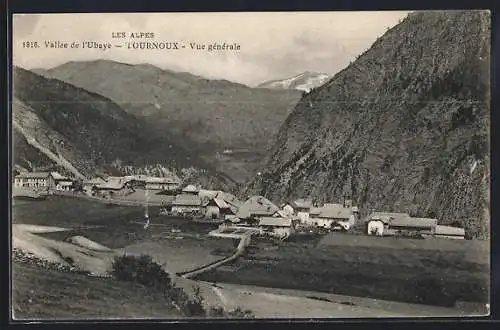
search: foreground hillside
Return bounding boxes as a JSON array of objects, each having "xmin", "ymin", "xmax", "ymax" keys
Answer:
[
  {"xmin": 12, "ymin": 67, "xmax": 235, "ymax": 190},
  {"xmin": 37, "ymin": 60, "xmax": 302, "ymax": 182},
  {"xmin": 249, "ymin": 11, "xmax": 490, "ymax": 238},
  {"xmin": 12, "ymin": 262, "xmax": 181, "ymax": 319}
]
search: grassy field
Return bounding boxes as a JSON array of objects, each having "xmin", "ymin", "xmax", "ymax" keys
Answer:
[
  {"xmin": 195, "ymin": 233, "xmax": 490, "ymax": 308},
  {"xmin": 319, "ymin": 232, "xmax": 490, "ymax": 252},
  {"xmin": 12, "ymin": 196, "xmax": 490, "ymax": 310},
  {"xmin": 12, "ymin": 262, "xmax": 181, "ymax": 320},
  {"xmin": 12, "ymin": 196, "xmax": 236, "ymax": 275},
  {"xmin": 12, "ymin": 195, "xmax": 222, "ymax": 249}
]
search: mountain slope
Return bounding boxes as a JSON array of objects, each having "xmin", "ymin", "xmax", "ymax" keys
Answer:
[
  {"xmin": 257, "ymin": 71, "xmax": 332, "ymax": 92},
  {"xmin": 249, "ymin": 11, "xmax": 490, "ymax": 238},
  {"xmin": 12, "ymin": 67, "xmax": 235, "ymax": 190},
  {"xmin": 38, "ymin": 61, "xmax": 302, "ymax": 182}
]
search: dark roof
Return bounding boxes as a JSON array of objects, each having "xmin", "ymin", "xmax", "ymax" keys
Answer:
[
  {"xmin": 366, "ymin": 212, "xmax": 411, "ymax": 224},
  {"xmin": 390, "ymin": 217, "xmax": 437, "ymax": 229},
  {"xmin": 144, "ymin": 177, "xmax": 181, "ymax": 184},
  {"xmin": 237, "ymin": 196, "xmax": 279, "ymax": 219},
  {"xmin": 213, "ymin": 198, "xmax": 230, "ymax": 209},
  {"xmin": 84, "ymin": 177, "xmax": 106, "ymax": 185},
  {"xmin": 367, "ymin": 213, "xmax": 437, "ymax": 229},
  {"xmin": 173, "ymin": 194, "xmax": 202, "ymax": 206},
  {"xmin": 258, "ymin": 217, "xmax": 293, "ymax": 227},
  {"xmin": 314, "ymin": 203, "xmax": 352, "ymax": 219},
  {"xmin": 17, "ymin": 172, "xmax": 51, "ymax": 179},
  {"xmin": 274, "ymin": 210, "xmax": 292, "ymax": 218},
  {"xmin": 95, "ymin": 182, "xmax": 124, "ymax": 190}
]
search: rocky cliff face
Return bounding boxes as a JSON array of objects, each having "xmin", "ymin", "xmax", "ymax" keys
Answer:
[{"xmin": 249, "ymin": 11, "xmax": 490, "ymax": 238}]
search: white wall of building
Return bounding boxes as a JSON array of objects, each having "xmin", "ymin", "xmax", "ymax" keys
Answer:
[
  {"xmin": 367, "ymin": 220, "xmax": 384, "ymax": 236},
  {"xmin": 297, "ymin": 211, "xmax": 310, "ymax": 223}
]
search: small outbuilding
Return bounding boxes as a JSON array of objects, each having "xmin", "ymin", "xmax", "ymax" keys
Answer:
[
  {"xmin": 182, "ymin": 185, "xmax": 199, "ymax": 195},
  {"xmin": 172, "ymin": 194, "xmax": 203, "ymax": 215},
  {"xmin": 434, "ymin": 225, "xmax": 466, "ymax": 239},
  {"xmin": 309, "ymin": 203, "xmax": 356, "ymax": 230},
  {"xmin": 56, "ymin": 180, "xmax": 74, "ymax": 192},
  {"xmin": 236, "ymin": 196, "xmax": 279, "ymax": 220},
  {"xmin": 258, "ymin": 217, "xmax": 298, "ymax": 238},
  {"xmin": 290, "ymin": 199, "xmax": 313, "ymax": 222},
  {"xmin": 366, "ymin": 212, "xmax": 437, "ymax": 236},
  {"xmin": 204, "ymin": 197, "xmax": 234, "ymax": 219}
]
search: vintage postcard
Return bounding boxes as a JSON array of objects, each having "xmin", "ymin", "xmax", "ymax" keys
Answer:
[{"xmin": 10, "ymin": 11, "xmax": 490, "ymax": 320}]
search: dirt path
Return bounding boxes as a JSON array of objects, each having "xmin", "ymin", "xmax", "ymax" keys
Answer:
[
  {"xmin": 178, "ymin": 233, "xmax": 252, "ymax": 279},
  {"xmin": 210, "ymin": 282, "xmax": 482, "ymax": 317}
]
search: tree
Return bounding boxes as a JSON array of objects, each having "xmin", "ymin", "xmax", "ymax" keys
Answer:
[{"xmin": 73, "ymin": 179, "xmax": 84, "ymax": 192}]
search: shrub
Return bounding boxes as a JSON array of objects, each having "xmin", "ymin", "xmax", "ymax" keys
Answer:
[
  {"xmin": 111, "ymin": 254, "xmax": 172, "ymax": 291},
  {"xmin": 208, "ymin": 306, "xmax": 255, "ymax": 319},
  {"xmin": 226, "ymin": 307, "xmax": 255, "ymax": 318},
  {"xmin": 178, "ymin": 286, "xmax": 206, "ymax": 317},
  {"xmin": 111, "ymin": 254, "xmax": 253, "ymax": 318},
  {"xmin": 413, "ymin": 277, "xmax": 456, "ymax": 307},
  {"xmin": 208, "ymin": 306, "xmax": 226, "ymax": 317}
]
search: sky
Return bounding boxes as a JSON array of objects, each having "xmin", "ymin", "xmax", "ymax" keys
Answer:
[{"xmin": 12, "ymin": 11, "xmax": 409, "ymax": 86}]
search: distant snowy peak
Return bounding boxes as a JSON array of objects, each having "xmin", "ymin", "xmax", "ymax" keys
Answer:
[{"xmin": 257, "ymin": 71, "xmax": 332, "ymax": 92}]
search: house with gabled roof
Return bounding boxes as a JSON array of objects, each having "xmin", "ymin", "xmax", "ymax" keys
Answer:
[
  {"xmin": 199, "ymin": 190, "xmax": 242, "ymax": 215},
  {"xmin": 92, "ymin": 177, "xmax": 127, "ymax": 198},
  {"xmin": 47, "ymin": 172, "xmax": 74, "ymax": 191},
  {"xmin": 258, "ymin": 216, "xmax": 299, "ymax": 239},
  {"xmin": 236, "ymin": 196, "xmax": 280, "ymax": 220},
  {"xmin": 366, "ymin": 212, "xmax": 437, "ymax": 236},
  {"xmin": 14, "ymin": 172, "xmax": 56, "ymax": 191},
  {"xmin": 145, "ymin": 176, "xmax": 182, "ymax": 191},
  {"xmin": 307, "ymin": 203, "xmax": 358, "ymax": 230},
  {"xmin": 83, "ymin": 177, "xmax": 106, "ymax": 194},
  {"xmin": 204, "ymin": 196, "xmax": 235, "ymax": 220},
  {"xmin": 290, "ymin": 198, "xmax": 313, "ymax": 222},
  {"xmin": 181, "ymin": 184, "xmax": 199, "ymax": 194},
  {"xmin": 56, "ymin": 180, "xmax": 74, "ymax": 191},
  {"xmin": 172, "ymin": 193, "xmax": 203, "ymax": 216}
]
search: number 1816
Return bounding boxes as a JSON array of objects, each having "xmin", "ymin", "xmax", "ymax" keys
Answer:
[{"xmin": 22, "ymin": 41, "xmax": 39, "ymax": 48}]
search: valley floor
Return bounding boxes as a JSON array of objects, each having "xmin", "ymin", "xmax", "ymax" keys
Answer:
[
  {"xmin": 12, "ymin": 262, "xmax": 181, "ymax": 320},
  {"xmin": 194, "ymin": 234, "xmax": 489, "ymax": 310},
  {"xmin": 11, "ymin": 196, "xmax": 490, "ymax": 319}
]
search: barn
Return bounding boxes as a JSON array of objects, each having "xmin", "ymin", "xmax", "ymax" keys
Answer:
[
  {"xmin": 308, "ymin": 203, "xmax": 357, "ymax": 230},
  {"xmin": 56, "ymin": 180, "xmax": 74, "ymax": 192},
  {"xmin": 204, "ymin": 197, "xmax": 234, "ymax": 219},
  {"xmin": 258, "ymin": 217, "xmax": 298, "ymax": 239},
  {"xmin": 366, "ymin": 212, "xmax": 437, "ymax": 237},
  {"xmin": 14, "ymin": 172, "xmax": 56, "ymax": 191},
  {"xmin": 236, "ymin": 196, "xmax": 279, "ymax": 220},
  {"xmin": 290, "ymin": 199, "xmax": 313, "ymax": 222},
  {"xmin": 93, "ymin": 179, "xmax": 127, "ymax": 198},
  {"xmin": 172, "ymin": 194, "xmax": 203, "ymax": 216},
  {"xmin": 435, "ymin": 225, "xmax": 466, "ymax": 239}
]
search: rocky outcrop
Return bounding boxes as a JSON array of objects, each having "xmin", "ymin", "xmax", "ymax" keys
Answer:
[{"xmin": 250, "ymin": 11, "xmax": 490, "ymax": 238}]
